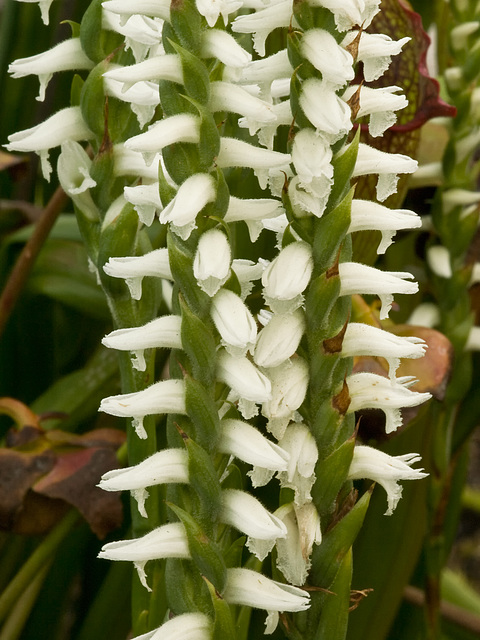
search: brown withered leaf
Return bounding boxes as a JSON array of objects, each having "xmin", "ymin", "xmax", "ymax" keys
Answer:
[
  {"xmin": 33, "ymin": 447, "xmax": 124, "ymax": 539},
  {"xmin": 0, "ymin": 448, "xmax": 56, "ymax": 531},
  {"xmin": 0, "ymin": 402, "xmax": 126, "ymax": 537},
  {"xmin": 0, "ymin": 151, "xmax": 25, "ymax": 172}
]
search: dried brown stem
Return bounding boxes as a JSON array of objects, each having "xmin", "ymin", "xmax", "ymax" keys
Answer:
[{"xmin": 0, "ymin": 186, "xmax": 68, "ymax": 338}]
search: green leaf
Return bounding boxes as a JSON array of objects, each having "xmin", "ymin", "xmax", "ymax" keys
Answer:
[{"xmin": 314, "ymin": 548, "xmax": 352, "ymax": 640}]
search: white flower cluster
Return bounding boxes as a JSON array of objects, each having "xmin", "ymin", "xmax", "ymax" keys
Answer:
[{"xmin": 5, "ymin": 0, "xmax": 431, "ymax": 636}]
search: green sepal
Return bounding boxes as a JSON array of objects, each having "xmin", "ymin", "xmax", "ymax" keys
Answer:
[
  {"xmin": 89, "ymin": 149, "xmax": 119, "ymax": 214},
  {"xmin": 313, "ymin": 188, "xmax": 353, "ymax": 271},
  {"xmin": 184, "ymin": 436, "xmax": 222, "ymax": 525},
  {"xmin": 328, "ymin": 128, "xmax": 360, "ymax": 209},
  {"xmin": 165, "ymin": 558, "xmax": 212, "ymax": 615},
  {"xmin": 287, "ymin": 31, "xmax": 316, "ymax": 81},
  {"xmin": 313, "ymin": 548, "xmax": 352, "ymax": 640},
  {"xmin": 312, "ymin": 397, "xmax": 354, "ymax": 459},
  {"xmin": 62, "ymin": 22, "xmax": 81, "ymax": 38},
  {"xmin": 180, "ymin": 295, "xmax": 217, "ymax": 386},
  {"xmin": 305, "ymin": 272, "xmax": 340, "ymax": 340},
  {"xmin": 97, "ymin": 200, "xmax": 139, "ymax": 297},
  {"xmin": 169, "ymin": 40, "xmax": 210, "ymax": 105},
  {"xmin": 200, "ymin": 168, "xmax": 230, "ymax": 228},
  {"xmin": 158, "ymin": 80, "xmax": 197, "ymax": 117},
  {"xmin": 312, "ymin": 437, "xmax": 355, "ymax": 517},
  {"xmin": 158, "ymin": 160, "xmax": 177, "ymax": 207},
  {"xmin": 163, "ymin": 142, "xmax": 201, "ymax": 185},
  {"xmin": 290, "ymin": 72, "xmax": 311, "ymax": 130},
  {"xmin": 282, "ymin": 187, "xmax": 315, "ymax": 244},
  {"xmin": 79, "ymin": 0, "xmax": 104, "ymax": 62},
  {"xmin": 223, "ymin": 536, "xmax": 245, "ymax": 569},
  {"xmin": 80, "ymin": 60, "xmax": 109, "ymax": 139},
  {"xmin": 310, "ymin": 489, "xmax": 371, "ymax": 589},
  {"xmin": 308, "ymin": 352, "xmax": 351, "ymax": 418},
  {"xmin": 463, "ymin": 45, "xmax": 480, "ymax": 83},
  {"xmin": 184, "ymin": 375, "xmax": 221, "ymax": 451},
  {"xmin": 182, "ymin": 95, "xmax": 220, "ymax": 171},
  {"xmin": 167, "ymin": 229, "xmax": 211, "ymax": 319},
  {"xmin": 170, "ymin": 0, "xmax": 202, "ymax": 55},
  {"xmin": 168, "ymin": 503, "xmax": 227, "ymax": 592},
  {"xmin": 292, "ymin": 0, "xmax": 335, "ymax": 32},
  {"xmin": 204, "ymin": 577, "xmax": 237, "ymax": 640},
  {"xmin": 70, "ymin": 74, "xmax": 84, "ymax": 107}
]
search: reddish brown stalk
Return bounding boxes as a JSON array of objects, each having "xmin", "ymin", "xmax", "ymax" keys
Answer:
[{"xmin": 0, "ymin": 185, "xmax": 68, "ymax": 338}]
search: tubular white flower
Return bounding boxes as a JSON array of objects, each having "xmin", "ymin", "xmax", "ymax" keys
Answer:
[
  {"xmin": 348, "ymin": 445, "xmax": 428, "ymax": 515},
  {"xmin": 224, "ymin": 196, "xmax": 284, "ymax": 242},
  {"xmin": 274, "ymin": 502, "xmax": 322, "ymax": 586},
  {"xmin": 125, "ymin": 114, "xmax": 200, "ymax": 166},
  {"xmin": 291, "ymin": 128, "xmax": 334, "ymax": 215},
  {"xmin": 231, "ymin": 0, "xmax": 294, "ymax": 56},
  {"xmin": 103, "ymin": 248, "xmax": 173, "ymax": 300},
  {"xmin": 16, "ymin": 0, "xmax": 55, "ymax": 25},
  {"xmin": 101, "ymin": 0, "xmax": 171, "ymax": 22},
  {"xmin": 196, "ymin": 0, "xmax": 243, "ymax": 27},
  {"xmin": 103, "ymin": 76, "xmax": 160, "ymax": 128},
  {"xmin": 262, "ymin": 242, "xmax": 313, "ymax": 314},
  {"xmin": 124, "ymin": 183, "xmax": 163, "ymax": 227},
  {"xmin": 102, "ymin": 13, "xmax": 162, "ymax": 62},
  {"xmin": 407, "ymin": 302, "xmax": 440, "ymax": 328},
  {"xmin": 103, "ymin": 55, "xmax": 182, "ymax": 92},
  {"xmin": 300, "ymin": 29, "xmax": 354, "ymax": 88},
  {"xmin": 341, "ymin": 323, "xmax": 427, "ymax": 378},
  {"xmin": 221, "ymin": 489, "xmax": 287, "ymax": 555},
  {"xmin": 209, "ymin": 81, "xmax": 276, "ymax": 129},
  {"xmin": 217, "ymin": 137, "xmax": 291, "ymax": 190},
  {"xmin": 262, "ymin": 358, "xmax": 310, "ymax": 440},
  {"xmin": 102, "ymin": 315, "xmax": 182, "ymax": 371},
  {"xmin": 98, "ymin": 448, "xmax": 188, "ymax": 517},
  {"xmin": 300, "ymin": 78, "xmax": 353, "ymax": 143},
  {"xmin": 233, "ymin": 48, "xmax": 292, "ymax": 91},
  {"xmin": 352, "ymin": 143, "xmax": 418, "ymax": 202},
  {"xmin": 223, "ymin": 568, "xmax": 310, "ymax": 634},
  {"xmin": 160, "ymin": 173, "xmax": 216, "ymax": 240},
  {"xmin": 276, "ymin": 422, "xmax": 318, "ymax": 505},
  {"xmin": 57, "ymin": 141, "xmax": 98, "ymax": 221},
  {"xmin": 427, "ymin": 245, "xmax": 452, "ymax": 279},
  {"xmin": 98, "ymin": 523, "xmax": 190, "ymax": 590},
  {"xmin": 8, "ymin": 39, "xmax": 94, "ymax": 102},
  {"xmin": 342, "ymin": 31, "xmax": 411, "ymax": 82},
  {"xmin": 254, "ymin": 309, "xmax": 306, "ymax": 368},
  {"xmin": 348, "ymin": 199, "xmax": 422, "ymax": 254},
  {"xmin": 343, "ymin": 85, "xmax": 408, "ymax": 137},
  {"xmin": 232, "ymin": 258, "xmax": 266, "ymax": 300},
  {"xmin": 193, "ymin": 228, "xmax": 231, "ymax": 296},
  {"xmin": 99, "ymin": 379, "xmax": 186, "ymax": 439},
  {"xmin": 338, "ymin": 262, "xmax": 418, "ymax": 320},
  {"xmin": 211, "ymin": 289, "xmax": 257, "ymax": 357},
  {"xmin": 347, "ymin": 373, "xmax": 431, "ymax": 434},
  {"xmin": 113, "ymin": 146, "xmax": 160, "ymax": 180},
  {"xmin": 217, "ymin": 350, "xmax": 272, "ymax": 404},
  {"xmin": 5, "ymin": 107, "xmax": 94, "ymax": 181},
  {"xmin": 130, "ymin": 613, "xmax": 212, "ymax": 640},
  {"xmin": 309, "ymin": 0, "xmax": 381, "ymax": 32},
  {"xmin": 219, "ymin": 418, "xmax": 289, "ymax": 472},
  {"xmin": 200, "ymin": 29, "xmax": 252, "ymax": 68}
]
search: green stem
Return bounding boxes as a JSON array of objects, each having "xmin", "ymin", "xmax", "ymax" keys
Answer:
[
  {"xmin": 0, "ymin": 510, "xmax": 79, "ymax": 625},
  {"xmin": 0, "ymin": 561, "xmax": 51, "ymax": 640}
]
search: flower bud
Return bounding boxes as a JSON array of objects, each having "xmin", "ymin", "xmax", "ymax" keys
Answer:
[
  {"xmin": 276, "ymin": 422, "xmax": 318, "ymax": 505},
  {"xmin": 160, "ymin": 173, "xmax": 216, "ymax": 240},
  {"xmin": 211, "ymin": 288, "xmax": 257, "ymax": 357},
  {"xmin": 262, "ymin": 242, "xmax": 313, "ymax": 314},
  {"xmin": 254, "ymin": 309, "xmax": 306, "ymax": 368},
  {"xmin": 193, "ymin": 228, "xmax": 231, "ymax": 296}
]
